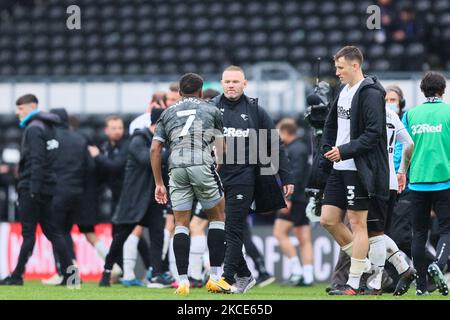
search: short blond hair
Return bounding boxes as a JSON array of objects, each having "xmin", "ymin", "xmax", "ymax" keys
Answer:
[{"xmin": 223, "ymin": 65, "xmax": 245, "ymax": 77}]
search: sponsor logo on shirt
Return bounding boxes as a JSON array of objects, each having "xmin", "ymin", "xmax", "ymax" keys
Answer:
[
  {"xmin": 223, "ymin": 127, "xmax": 249, "ymax": 137},
  {"xmin": 241, "ymin": 114, "xmax": 249, "ymax": 121},
  {"xmin": 411, "ymin": 123, "xmax": 442, "ymax": 135},
  {"xmin": 337, "ymin": 105, "xmax": 351, "ymax": 119}
]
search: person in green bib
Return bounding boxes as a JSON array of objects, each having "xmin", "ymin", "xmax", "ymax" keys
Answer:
[{"xmin": 402, "ymin": 71, "xmax": 450, "ymax": 296}]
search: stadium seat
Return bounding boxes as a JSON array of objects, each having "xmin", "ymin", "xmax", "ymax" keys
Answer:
[{"xmin": 0, "ymin": 0, "xmax": 446, "ymax": 76}]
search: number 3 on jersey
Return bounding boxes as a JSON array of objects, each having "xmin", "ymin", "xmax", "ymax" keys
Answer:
[{"xmin": 176, "ymin": 109, "xmax": 197, "ymax": 136}]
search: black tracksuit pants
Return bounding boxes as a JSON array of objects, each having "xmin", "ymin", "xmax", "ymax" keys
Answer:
[
  {"xmin": 223, "ymin": 184, "xmax": 254, "ymax": 283},
  {"xmin": 411, "ymin": 188, "xmax": 450, "ymax": 290},
  {"xmin": 12, "ymin": 190, "xmax": 72, "ymax": 279},
  {"xmin": 243, "ymin": 220, "xmax": 268, "ymax": 276},
  {"xmin": 104, "ymin": 202, "xmax": 165, "ymax": 276},
  {"xmin": 51, "ymin": 192, "xmax": 82, "ymax": 274}
]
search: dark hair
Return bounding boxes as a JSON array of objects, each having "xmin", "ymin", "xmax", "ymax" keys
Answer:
[
  {"xmin": 179, "ymin": 73, "xmax": 203, "ymax": 95},
  {"xmin": 16, "ymin": 94, "xmax": 38, "ymax": 105},
  {"xmin": 203, "ymin": 88, "xmax": 220, "ymax": 99},
  {"xmin": 105, "ymin": 115, "xmax": 123, "ymax": 127},
  {"xmin": 386, "ymin": 85, "xmax": 404, "ymax": 100},
  {"xmin": 420, "ymin": 71, "xmax": 446, "ymax": 98},
  {"xmin": 50, "ymin": 108, "xmax": 69, "ymax": 125},
  {"xmin": 334, "ymin": 46, "xmax": 364, "ymax": 65}
]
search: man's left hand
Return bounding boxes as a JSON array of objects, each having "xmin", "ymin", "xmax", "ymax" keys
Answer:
[{"xmin": 324, "ymin": 146, "xmax": 341, "ymax": 162}]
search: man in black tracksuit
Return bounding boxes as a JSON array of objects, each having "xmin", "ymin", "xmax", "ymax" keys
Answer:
[
  {"xmin": 0, "ymin": 95, "xmax": 73, "ymax": 286},
  {"xmin": 99, "ymin": 109, "xmax": 167, "ymax": 287},
  {"xmin": 46, "ymin": 108, "xmax": 89, "ymax": 278},
  {"xmin": 212, "ymin": 66, "xmax": 294, "ymax": 292},
  {"xmin": 89, "ymin": 116, "xmax": 129, "ymax": 210}
]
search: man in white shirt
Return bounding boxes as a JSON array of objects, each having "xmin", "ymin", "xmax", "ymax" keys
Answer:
[{"xmin": 320, "ymin": 46, "xmax": 389, "ymax": 295}]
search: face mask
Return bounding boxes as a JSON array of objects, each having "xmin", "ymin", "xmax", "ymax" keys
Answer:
[{"xmin": 386, "ymin": 102, "xmax": 399, "ymax": 114}]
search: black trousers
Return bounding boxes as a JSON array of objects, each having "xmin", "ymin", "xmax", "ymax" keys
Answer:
[
  {"xmin": 411, "ymin": 188, "xmax": 450, "ymax": 289},
  {"xmin": 104, "ymin": 202, "xmax": 165, "ymax": 276},
  {"xmin": 243, "ymin": 220, "xmax": 268, "ymax": 275},
  {"xmin": 223, "ymin": 184, "xmax": 254, "ymax": 283},
  {"xmin": 51, "ymin": 193, "xmax": 82, "ymax": 273},
  {"xmin": 12, "ymin": 190, "xmax": 72, "ymax": 279},
  {"xmin": 386, "ymin": 191, "xmax": 414, "ymax": 257}
]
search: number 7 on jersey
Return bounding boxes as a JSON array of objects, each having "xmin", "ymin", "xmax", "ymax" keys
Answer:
[{"xmin": 176, "ymin": 109, "xmax": 197, "ymax": 136}]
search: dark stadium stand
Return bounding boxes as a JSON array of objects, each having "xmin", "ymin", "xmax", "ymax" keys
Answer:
[{"xmin": 0, "ymin": 0, "xmax": 447, "ymax": 77}]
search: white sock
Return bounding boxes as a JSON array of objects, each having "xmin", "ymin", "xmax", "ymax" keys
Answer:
[
  {"xmin": 95, "ymin": 240, "xmax": 109, "ymax": 260},
  {"xmin": 168, "ymin": 237, "xmax": 178, "ymax": 281},
  {"xmin": 162, "ymin": 228, "xmax": 171, "ymax": 260},
  {"xmin": 341, "ymin": 242, "xmax": 353, "ymax": 257},
  {"xmin": 122, "ymin": 234, "xmax": 139, "ymax": 280},
  {"xmin": 288, "ymin": 256, "xmax": 303, "ymax": 276},
  {"xmin": 347, "ymin": 257, "xmax": 367, "ymax": 289},
  {"xmin": 210, "ymin": 266, "xmax": 222, "ymax": 281},
  {"xmin": 368, "ymin": 235, "xmax": 386, "ymax": 289},
  {"xmin": 384, "ymin": 235, "xmax": 409, "ymax": 274},
  {"xmin": 203, "ymin": 250, "xmax": 210, "ymax": 272},
  {"xmin": 179, "ymin": 274, "xmax": 189, "ymax": 284},
  {"xmin": 303, "ymin": 264, "xmax": 314, "ymax": 284},
  {"xmin": 189, "ymin": 235, "xmax": 207, "ymax": 280}
]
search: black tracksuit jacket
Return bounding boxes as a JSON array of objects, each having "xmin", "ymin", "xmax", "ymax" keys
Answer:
[
  {"xmin": 321, "ymin": 76, "xmax": 389, "ymax": 201},
  {"xmin": 18, "ymin": 111, "xmax": 60, "ymax": 196},
  {"xmin": 212, "ymin": 94, "xmax": 294, "ymax": 187}
]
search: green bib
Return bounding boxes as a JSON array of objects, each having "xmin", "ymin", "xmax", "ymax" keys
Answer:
[{"xmin": 406, "ymin": 101, "xmax": 450, "ymax": 184}]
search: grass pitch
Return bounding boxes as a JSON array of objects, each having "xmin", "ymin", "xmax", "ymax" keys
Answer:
[{"xmin": 0, "ymin": 281, "xmax": 448, "ymax": 300}]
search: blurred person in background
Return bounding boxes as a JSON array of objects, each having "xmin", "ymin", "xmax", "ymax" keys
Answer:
[
  {"xmin": 0, "ymin": 94, "xmax": 74, "ymax": 286},
  {"xmin": 404, "ymin": 71, "xmax": 450, "ymax": 296},
  {"xmin": 391, "ymin": 3, "xmax": 425, "ymax": 44},
  {"xmin": 40, "ymin": 108, "xmax": 89, "ymax": 285},
  {"xmin": 129, "ymin": 91, "xmax": 167, "ymax": 135},
  {"xmin": 99, "ymin": 108, "xmax": 170, "ymax": 288},
  {"xmin": 273, "ymin": 118, "xmax": 314, "ymax": 287}
]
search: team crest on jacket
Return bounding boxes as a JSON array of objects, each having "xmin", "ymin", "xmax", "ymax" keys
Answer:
[{"xmin": 46, "ymin": 139, "xmax": 59, "ymax": 150}]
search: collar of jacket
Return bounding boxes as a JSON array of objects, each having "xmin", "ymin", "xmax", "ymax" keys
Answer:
[
  {"xmin": 220, "ymin": 94, "xmax": 246, "ymax": 109},
  {"xmin": 19, "ymin": 109, "xmax": 40, "ymax": 128},
  {"xmin": 332, "ymin": 75, "xmax": 384, "ymax": 105}
]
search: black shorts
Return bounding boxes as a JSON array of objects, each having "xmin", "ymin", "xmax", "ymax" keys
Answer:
[
  {"xmin": 276, "ymin": 201, "xmax": 309, "ymax": 226},
  {"xmin": 322, "ymin": 170, "xmax": 370, "ymax": 211},
  {"xmin": 367, "ymin": 190, "xmax": 397, "ymax": 233}
]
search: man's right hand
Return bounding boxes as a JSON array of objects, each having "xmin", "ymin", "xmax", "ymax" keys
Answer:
[
  {"xmin": 279, "ymin": 200, "xmax": 292, "ymax": 215},
  {"xmin": 88, "ymin": 146, "xmax": 100, "ymax": 158},
  {"xmin": 155, "ymin": 184, "xmax": 168, "ymax": 204}
]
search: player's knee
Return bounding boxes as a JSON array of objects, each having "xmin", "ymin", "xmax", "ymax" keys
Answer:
[
  {"xmin": 320, "ymin": 215, "xmax": 337, "ymax": 230},
  {"xmin": 348, "ymin": 215, "xmax": 367, "ymax": 231},
  {"xmin": 273, "ymin": 226, "xmax": 287, "ymax": 240}
]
